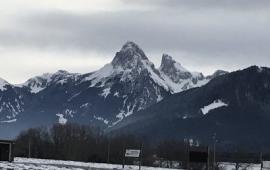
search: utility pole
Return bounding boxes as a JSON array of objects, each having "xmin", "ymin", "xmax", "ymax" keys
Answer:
[
  {"xmin": 107, "ymin": 137, "xmax": 111, "ymax": 163},
  {"xmin": 122, "ymin": 142, "xmax": 125, "ymax": 169},
  {"xmin": 207, "ymin": 146, "xmax": 210, "ymax": 170},
  {"xmin": 187, "ymin": 140, "xmax": 190, "ymax": 170},
  {"xmin": 139, "ymin": 143, "xmax": 143, "ymax": 170},
  {"xmin": 28, "ymin": 139, "xmax": 31, "ymax": 158},
  {"xmin": 260, "ymin": 152, "xmax": 263, "ymax": 170},
  {"xmin": 213, "ymin": 133, "xmax": 216, "ymax": 170}
]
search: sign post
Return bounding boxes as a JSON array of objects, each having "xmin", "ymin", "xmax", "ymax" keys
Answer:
[
  {"xmin": 123, "ymin": 145, "xmax": 142, "ymax": 170},
  {"xmin": 122, "ymin": 143, "xmax": 125, "ymax": 169},
  {"xmin": 139, "ymin": 144, "xmax": 143, "ymax": 170}
]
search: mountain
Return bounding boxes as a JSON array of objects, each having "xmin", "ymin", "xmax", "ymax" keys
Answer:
[
  {"xmin": 110, "ymin": 66, "xmax": 270, "ymax": 151},
  {"xmin": 0, "ymin": 41, "xmax": 216, "ymax": 138},
  {"xmin": 159, "ymin": 54, "xmax": 209, "ymax": 93}
]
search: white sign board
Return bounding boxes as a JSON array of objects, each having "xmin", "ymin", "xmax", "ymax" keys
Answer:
[
  {"xmin": 125, "ymin": 149, "xmax": 141, "ymax": 158},
  {"xmin": 263, "ymin": 161, "xmax": 270, "ymax": 168}
]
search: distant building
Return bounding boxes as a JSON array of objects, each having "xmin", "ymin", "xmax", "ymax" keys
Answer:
[{"xmin": 0, "ymin": 140, "xmax": 15, "ymax": 162}]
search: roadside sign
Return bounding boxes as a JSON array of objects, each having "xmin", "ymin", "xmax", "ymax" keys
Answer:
[
  {"xmin": 125, "ymin": 149, "xmax": 141, "ymax": 158},
  {"xmin": 262, "ymin": 161, "xmax": 270, "ymax": 169},
  {"xmin": 122, "ymin": 144, "xmax": 143, "ymax": 170}
]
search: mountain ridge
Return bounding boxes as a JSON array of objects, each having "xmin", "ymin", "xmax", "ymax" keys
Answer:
[
  {"xmin": 109, "ymin": 65, "xmax": 270, "ymax": 150},
  {"xmin": 0, "ymin": 41, "xmax": 226, "ymax": 138}
]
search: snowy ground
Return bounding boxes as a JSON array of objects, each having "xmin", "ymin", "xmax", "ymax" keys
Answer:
[
  {"xmin": 0, "ymin": 157, "xmax": 268, "ymax": 170},
  {"xmin": 217, "ymin": 162, "xmax": 262, "ymax": 170},
  {"xmin": 0, "ymin": 157, "xmax": 181, "ymax": 170}
]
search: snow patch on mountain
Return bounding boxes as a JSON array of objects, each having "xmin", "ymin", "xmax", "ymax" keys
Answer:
[
  {"xmin": 100, "ymin": 87, "xmax": 111, "ymax": 98},
  {"xmin": 201, "ymin": 99, "xmax": 228, "ymax": 115},
  {"xmin": 0, "ymin": 119, "xmax": 17, "ymax": 123},
  {"xmin": 142, "ymin": 61, "xmax": 169, "ymax": 91},
  {"xmin": 0, "ymin": 99, "xmax": 24, "ymax": 121},
  {"xmin": 94, "ymin": 115, "xmax": 109, "ymax": 125},
  {"xmin": 0, "ymin": 78, "xmax": 9, "ymax": 91},
  {"xmin": 84, "ymin": 64, "xmax": 122, "ymax": 87},
  {"xmin": 80, "ymin": 103, "xmax": 89, "ymax": 109},
  {"xmin": 31, "ymin": 86, "xmax": 46, "ymax": 93},
  {"xmin": 113, "ymin": 92, "xmax": 120, "ymax": 97},
  {"xmin": 56, "ymin": 113, "xmax": 67, "ymax": 125},
  {"xmin": 64, "ymin": 109, "xmax": 75, "ymax": 118},
  {"xmin": 257, "ymin": 67, "xmax": 264, "ymax": 73},
  {"xmin": 113, "ymin": 110, "xmax": 125, "ymax": 126}
]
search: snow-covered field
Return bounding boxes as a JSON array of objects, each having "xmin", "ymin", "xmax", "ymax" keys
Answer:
[
  {"xmin": 217, "ymin": 162, "xmax": 262, "ymax": 170},
  {"xmin": 0, "ymin": 157, "xmax": 268, "ymax": 170},
  {"xmin": 0, "ymin": 157, "xmax": 181, "ymax": 170}
]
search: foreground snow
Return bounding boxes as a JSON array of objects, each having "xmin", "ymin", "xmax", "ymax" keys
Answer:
[
  {"xmin": 0, "ymin": 157, "xmax": 268, "ymax": 170},
  {"xmin": 218, "ymin": 162, "xmax": 262, "ymax": 170},
  {"xmin": 0, "ymin": 157, "xmax": 181, "ymax": 170}
]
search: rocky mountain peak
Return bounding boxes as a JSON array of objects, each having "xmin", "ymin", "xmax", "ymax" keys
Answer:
[
  {"xmin": 111, "ymin": 41, "xmax": 149, "ymax": 70},
  {"xmin": 55, "ymin": 70, "xmax": 70, "ymax": 75},
  {"xmin": 207, "ymin": 70, "xmax": 228, "ymax": 79},
  {"xmin": 213, "ymin": 70, "xmax": 228, "ymax": 76},
  {"xmin": 160, "ymin": 54, "xmax": 192, "ymax": 81}
]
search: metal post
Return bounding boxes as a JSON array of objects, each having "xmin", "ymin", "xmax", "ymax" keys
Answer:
[
  {"xmin": 122, "ymin": 143, "xmax": 125, "ymax": 169},
  {"xmin": 107, "ymin": 137, "xmax": 111, "ymax": 163},
  {"xmin": 213, "ymin": 133, "xmax": 216, "ymax": 170},
  {"xmin": 9, "ymin": 143, "xmax": 12, "ymax": 162},
  {"xmin": 28, "ymin": 139, "xmax": 31, "ymax": 158},
  {"xmin": 260, "ymin": 152, "xmax": 263, "ymax": 170},
  {"xmin": 207, "ymin": 146, "xmax": 210, "ymax": 170},
  {"xmin": 213, "ymin": 140, "xmax": 216, "ymax": 169},
  {"xmin": 186, "ymin": 140, "xmax": 190, "ymax": 170},
  {"xmin": 139, "ymin": 143, "xmax": 143, "ymax": 170}
]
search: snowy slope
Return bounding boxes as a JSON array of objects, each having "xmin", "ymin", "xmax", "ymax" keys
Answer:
[{"xmin": 16, "ymin": 70, "xmax": 80, "ymax": 93}]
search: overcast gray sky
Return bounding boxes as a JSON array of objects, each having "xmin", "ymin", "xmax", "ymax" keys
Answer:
[{"xmin": 1, "ymin": 0, "xmax": 270, "ymax": 83}]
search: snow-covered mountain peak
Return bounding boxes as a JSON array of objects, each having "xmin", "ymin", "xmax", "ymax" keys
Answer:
[
  {"xmin": 17, "ymin": 73, "xmax": 53, "ymax": 93},
  {"xmin": 112, "ymin": 41, "xmax": 149, "ymax": 70},
  {"xmin": 17, "ymin": 70, "xmax": 79, "ymax": 93},
  {"xmin": 160, "ymin": 54, "xmax": 189, "ymax": 73},
  {"xmin": 55, "ymin": 70, "xmax": 70, "ymax": 75},
  {"xmin": 120, "ymin": 41, "xmax": 147, "ymax": 58},
  {"xmin": 86, "ymin": 42, "xmax": 168, "ymax": 92},
  {"xmin": 160, "ymin": 54, "xmax": 193, "ymax": 82}
]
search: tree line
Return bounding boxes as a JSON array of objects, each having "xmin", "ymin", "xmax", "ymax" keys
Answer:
[
  {"xmin": 14, "ymin": 123, "xmax": 267, "ymax": 168},
  {"xmin": 14, "ymin": 123, "xmax": 188, "ymax": 167}
]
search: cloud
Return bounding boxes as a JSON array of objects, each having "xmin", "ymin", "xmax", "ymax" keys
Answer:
[
  {"xmin": 123, "ymin": 0, "xmax": 270, "ymax": 11},
  {"xmin": 0, "ymin": 0, "xmax": 270, "ymax": 83}
]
